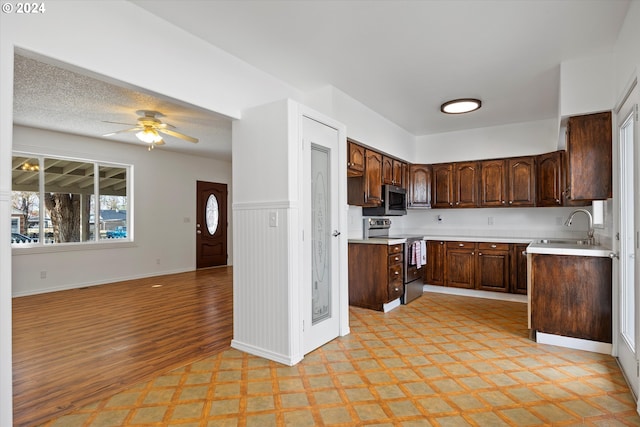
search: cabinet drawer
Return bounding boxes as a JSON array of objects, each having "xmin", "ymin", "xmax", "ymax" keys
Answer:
[
  {"xmin": 388, "ymin": 264, "xmax": 403, "ymax": 283},
  {"xmin": 446, "ymin": 241, "xmax": 476, "ymax": 249},
  {"xmin": 406, "ymin": 265, "xmax": 422, "ymax": 282},
  {"xmin": 388, "ymin": 280, "xmax": 403, "ymax": 301},
  {"xmin": 389, "ymin": 253, "xmax": 403, "ymax": 265},
  {"xmin": 478, "ymin": 242, "xmax": 509, "ymax": 251},
  {"xmin": 388, "ymin": 244, "xmax": 403, "ymax": 255}
]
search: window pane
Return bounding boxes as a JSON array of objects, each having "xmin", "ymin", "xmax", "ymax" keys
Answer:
[
  {"xmin": 11, "ymin": 155, "xmax": 40, "ymax": 244},
  {"xmin": 99, "ymin": 166, "xmax": 128, "ymax": 240},
  {"xmin": 205, "ymin": 194, "xmax": 219, "ymax": 235},
  {"xmin": 44, "ymin": 158, "xmax": 94, "ymax": 243}
]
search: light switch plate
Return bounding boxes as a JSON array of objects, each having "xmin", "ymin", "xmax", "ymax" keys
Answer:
[{"xmin": 269, "ymin": 211, "xmax": 278, "ymax": 227}]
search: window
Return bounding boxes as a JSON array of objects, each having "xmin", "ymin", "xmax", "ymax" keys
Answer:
[{"xmin": 11, "ymin": 153, "xmax": 131, "ymax": 246}]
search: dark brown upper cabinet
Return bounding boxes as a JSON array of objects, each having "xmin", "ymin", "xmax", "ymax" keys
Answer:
[
  {"xmin": 453, "ymin": 161, "xmax": 480, "ymax": 208},
  {"xmin": 347, "ymin": 140, "xmax": 365, "ymax": 177},
  {"xmin": 347, "ymin": 149, "xmax": 383, "ymax": 206},
  {"xmin": 431, "ymin": 163, "xmax": 454, "ymax": 208},
  {"xmin": 536, "ymin": 150, "xmax": 564, "ymax": 207},
  {"xmin": 506, "ymin": 156, "xmax": 536, "ymax": 207},
  {"xmin": 382, "ymin": 156, "xmax": 405, "ymax": 187},
  {"xmin": 565, "ymin": 111, "xmax": 612, "ymax": 201},
  {"xmin": 480, "ymin": 159, "xmax": 508, "ymax": 207},
  {"xmin": 408, "ymin": 164, "xmax": 432, "ymax": 208}
]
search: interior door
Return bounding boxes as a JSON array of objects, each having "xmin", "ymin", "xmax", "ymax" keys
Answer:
[
  {"xmin": 196, "ymin": 181, "xmax": 227, "ymax": 269},
  {"xmin": 302, "ymin": 116, "xmax": 341, "ymax": 354},
  {"xmin": 617, "ymin": 82, "xmax": 639, "ymax": 398}
]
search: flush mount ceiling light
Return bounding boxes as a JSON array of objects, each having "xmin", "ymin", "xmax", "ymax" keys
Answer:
[
  {"xmin": 440, "ymin": 98, "xmax": 482, "ymax": 114},
  {"xmin": 136, "ymin": 126, "xmax": 164, "ymax": 144}
]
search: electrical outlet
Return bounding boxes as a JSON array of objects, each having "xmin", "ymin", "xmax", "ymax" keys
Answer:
[
  {"xmin": 156, "ymin": 258, "xmax": 160, "ymax": 265},
  {"xmin": 40, "ymin": 271, "xmax": 47, "ymax": 279},
  {"xmin": 488, "ymin": 217, "xmax": 494, "ymax": 226},
  {"xmin": 437, "ymin": 214, "xmax": 443, "ymax": 223},
  {"xmin": 556, "ymin": 217, "xmax": 563, "ymax": 226},
  {"xmin": 269, "ymin": 211, "xmax": 278, "ymax": 227}
]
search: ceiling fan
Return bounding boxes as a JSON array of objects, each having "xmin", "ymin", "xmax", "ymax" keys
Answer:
[{"xmin": 103, "ymin": 110, "xmax": 199, "ymax": 149}]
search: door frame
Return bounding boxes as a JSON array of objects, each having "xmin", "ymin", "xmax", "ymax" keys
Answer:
[{"xmin": 614, "ymin": 75, "xmax": 640, "ymax": 404}]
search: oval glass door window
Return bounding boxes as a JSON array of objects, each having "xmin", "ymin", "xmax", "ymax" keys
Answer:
[{"xmin": 205, "ymin": 194, "xmax": 219, "ymax": 235}]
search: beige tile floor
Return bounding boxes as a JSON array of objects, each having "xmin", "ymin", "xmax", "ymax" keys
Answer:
[{"xmin": 41, "ymin": 292, "xmax": 640, "ymax": 426}]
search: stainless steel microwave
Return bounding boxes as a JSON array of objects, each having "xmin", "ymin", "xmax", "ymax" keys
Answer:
[{"xmin": 363, "ymin": 185, "xmax": 407, "ymax": 216}]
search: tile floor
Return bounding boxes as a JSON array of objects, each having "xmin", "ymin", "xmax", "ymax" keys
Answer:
[{"xmin": 41, "ymin": 292, "xmax": 640, "ymax": 426}]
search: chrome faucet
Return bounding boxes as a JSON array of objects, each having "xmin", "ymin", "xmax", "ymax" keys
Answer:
[{"xmin": 564, "ymin": 209, "xmax": 594, "ymax": 245}]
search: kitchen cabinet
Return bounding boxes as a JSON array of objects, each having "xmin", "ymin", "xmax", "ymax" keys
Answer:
[
  {"xmin": 480, "ymin": 159, "xmax": 507, "ymax": 207},
  {"xmin": 347, "ymin": 140, "xmax": 365, "ymax": 177},
  {"xmin": 530, "ymin": 253, "xmax": 612, "ymax": 343},
  {"xmin": 453, "ymin": 161, "xmax": 480, "ymax": 208},
  {"xmin": 348, "ymin": 243, "xmax": 404, "ymax": 311},
  {"xmin": 536, "ymin": 151, "xmax": 564, "ymax": 207},
  {"xmin": 347, "ymin": 149, "xmax": 383, "ymax": 206},
  {"xmin": 510, "ymin": 243, "xmax": 528, "ymax": 295},
  {"xmin": 445, "ymin": 241, "xmax": 476, "ymax": 289},
  {"xmin": 506, "ymin": 156, "xmax": 536, "ymax": 207},
  {"xmin": 476, "ymin": 243, "xmax": 510, "ymax": 293},
  {"xmin": 382, "ymin": 156, "xmax": 405, "ymax": 187},
  {"xmin": 424, "ymin": 240, "xmax": 445, "ymax": 285},
  {"xmin": 565, "ymin": 111, "xmax": 612, "ymax": 201},
  {"xmin": 408, "ymin": 164, "xmax": 432, "ymax": 208},
  {"xmin": 432, "ymin": 163, "xmax": 454, "ymax": 208}
]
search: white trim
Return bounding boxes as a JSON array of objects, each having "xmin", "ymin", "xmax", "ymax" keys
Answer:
[
  {"xmin": 383, "ymin": 298, "xmax": 402, "ymax": 312},
  {"xmin": 536, "ymin": 332, "xmax": 612, "ymax": 355},
  {"xmin": 231, "ymin": 339, "xmax": 303, "ymax": 367},
  {"xmin": 423, "ymin": 285, "xmax": 528, "ymax": 303}
]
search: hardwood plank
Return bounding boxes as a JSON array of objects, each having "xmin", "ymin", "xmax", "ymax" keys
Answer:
[{"xmin": 12, "ymin": 267, "xmax": 233, "ymax": 427}]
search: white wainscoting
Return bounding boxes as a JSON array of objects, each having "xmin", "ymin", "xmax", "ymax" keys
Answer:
[{"xmin": 231, "ymin": 202, "xmax": 302, "ymax": 366}]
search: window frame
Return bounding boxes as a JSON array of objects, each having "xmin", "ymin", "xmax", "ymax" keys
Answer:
[{"xmin": 11, "ymin": 151, "xmax": 133, "ymax": 251}]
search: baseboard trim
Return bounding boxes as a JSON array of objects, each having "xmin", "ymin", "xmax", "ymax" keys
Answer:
[
  {"xmin": 536, "ymin": 332, "xmax": 612, "ymax": 355},
  {"xmin": 423, "ymin": 285, "xmax": 527, "ymax": 303},
  {"xmin": 231, "ymin": 339, "xmax": 303, "ymax": 366}
]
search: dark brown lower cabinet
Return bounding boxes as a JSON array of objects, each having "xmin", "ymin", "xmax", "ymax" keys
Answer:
[
  {"xmin": 425, "ymin": 240, "xmax": 445, "ymax": 286},
  {"xmin": 476, "ymin": 243, "xmax": 510, "ymax": 292},
  {"xmin": 510, "ymin": 243, "xmax": 529, "ymax": 294},
  {"xmin": 530, "ymin": 254, "xmax": 612, "ymax": 343},
  {"xmin": 445, "ymin": 242, "xmax": 476, "ymax": 289},
  {"xmin": 348, "ymin": 243, "xmax": 404, "ymax": 311}
]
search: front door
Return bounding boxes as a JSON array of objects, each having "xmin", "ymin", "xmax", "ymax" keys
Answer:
[
  {"xmin": 302, "ymin": 116, "xmax": 341, "ymax": 354},
  {"xmin": 617, "ymin": 82, "xmax": 639, "ymax": 399},
  {"xmin": 196, "ymin": 181, "xmax": 227, "ymax": 269}
]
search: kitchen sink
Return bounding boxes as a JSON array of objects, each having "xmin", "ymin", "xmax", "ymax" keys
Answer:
[{"xmin": 537, "ymin": 238, "xmax": 591, "ymax": 245}]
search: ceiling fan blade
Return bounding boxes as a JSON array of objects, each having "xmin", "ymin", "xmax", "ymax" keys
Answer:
[
  {"xmin": 158, "ymin": 128, "xmax": 199, "ymax": 143},
  {"xmin": 155, "ymin": 139, "xmax": 166, "ymax": 146},
  {"xmin": 103, "ymin": 127, "xmax": 141, "ymax": 137},
  {"xmin": 102, "ymin": 120, "xmax": 138, "ymax": 126}
]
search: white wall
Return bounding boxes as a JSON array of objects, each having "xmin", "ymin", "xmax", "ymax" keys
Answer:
[
  {"xmin": 11, "ymin": 126, "xmax": 233, "ymax": 296},
  {"xmin": 414, "ymin": 118, "xmax": 559, "ymax": 164},
  {"xmin": 305, "ymin": 86, "xmax": 416, "ymax": 161},
  {"xmin": 614, "ymin": 0, "xmax": 640, "ymax": 98},
  {"xmin": 560, "ymin": 53, "xmax": 615, "ymax": 117}
]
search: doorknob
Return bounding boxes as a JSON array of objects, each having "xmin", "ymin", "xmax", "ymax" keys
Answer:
[
  {"xmin": 332, "ymin": 230, "xmax": 341, "ymax": 237},
  {"xmin": 196, "ymin": 230, "xmax": 202, "ymax": 234}
]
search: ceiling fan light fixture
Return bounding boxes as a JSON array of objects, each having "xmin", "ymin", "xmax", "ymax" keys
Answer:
[
  {"xmin": 136, "ymin": 127, "xmax": 163, "ymax": 144},
  {"xmin": 441, "ymin": 98, "xmax": 482, "ymax": 114}
]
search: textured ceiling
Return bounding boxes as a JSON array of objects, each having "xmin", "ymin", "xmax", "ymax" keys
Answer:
[{"xmin": 13, "ymin": 52, "xmax": 233, "ymax": 160}]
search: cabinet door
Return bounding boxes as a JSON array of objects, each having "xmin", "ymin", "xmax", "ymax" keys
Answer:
[
  {"xmin": 425, "ymin": 240, "xmax": 445, "ymax": 286},
  {"xmin": 480, "ymin": 159, "xmax": 507, "ymax": 207},
  {"xmin": 382, "ymin": 155, "xmax": 394, "ymax": 185},
  {"xmin": 510, "ymin": 243, "xmax": 528, "ymax": 294},
  {"xmin": 432, "ymin": 163, "xmax": 454, "ymax": 208},
  {"xmin": 347, "ymin": 141, "xmax": 365, "ymax": 177},
  {"xmin": 392, "ymin": 160, "xmax": 405, "ymax": 187},
  {"xmin": 453, "ymin": 162, "xmax": 480, "ymax": 208},
  {"xmin": 364, "ymin": 150, "xmax": 383, "ymax": 205},
  {"xmin": 476, "ymin": 243, "xmax": 510, "ymax": 293},
  {"xmin": 408, "ymin": 164, "xmax": 432, "ymax": 208},
  {"xmin": 446, "ymin": 242, "xmax": 476, "ymax": 289},
  {"xmin": 507, "ymin": 157, "xmax": 535, "ymax": 207},
  {"xmin": 566, "ymin": 111, "xmax": 612, "ymax": 200},
  {"xmin": 536, "ymin": 151, "xmax": 563, "ymax": 207}
]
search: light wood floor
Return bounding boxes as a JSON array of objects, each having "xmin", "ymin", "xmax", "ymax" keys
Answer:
[{"xmin": 12, "ymin": 267, "xmax": 233, "ymax": 427}]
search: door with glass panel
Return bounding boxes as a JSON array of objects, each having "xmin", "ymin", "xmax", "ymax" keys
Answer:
[
  {"xmin": 302, "ymin": 116, "xmax": 341, "ymax": 354},
  {"xmin": 618, "ymin": 83, "xmax": 639, "ymax": 398},
  {"xmin": 196, "ymin": 181, "xmax": 227, "ymax": 268}
]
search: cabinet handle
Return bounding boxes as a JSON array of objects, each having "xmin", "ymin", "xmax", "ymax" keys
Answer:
[
  {"xmin": 395, "ymin": 271, "xmax": 400, "ymax": 275},
  {"xmin": 459, "ymin": 243, "xmax": 464, "ymax": 247},
  {"xmin": 521, "ymin": 251, "xmax": 527, "ymax": 256},
  {"xmin": 449, "ymin": 202, "xmax": 453, "ymax": 206},
  {"xmin": 556, "ymin": 199, "xmax": 560, "ymax": 204},
  {"xmin": 479, "ymin": 252, "xmax": 482, "ymax": 256},
  {"xmin": 509, "ymin": 201, "xmax": 513, "ymax": 205},
  {"xmin": 491, "ymin": 244, "xmax": 497, "ymax": 248},
  {"xmin": 502, "ymin": 200, "xmax": 506, "ymax": 205},
  {"xmin": 394, "ymin": 287, "xmax": 399, "ymax": 292},
  {"xmin": 440, "ymin": 241, "xmax": 444, "ymax": 245},
  {"xmin": 395, "ymin": 256, "xmax": 400, "ymax": 261},
  {"xmin": 472, "ymin": 252, "xmax": 475, "ymax": 255}
]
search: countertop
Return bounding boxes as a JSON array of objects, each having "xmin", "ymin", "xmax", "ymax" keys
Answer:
[{"xmin": 349, "ymin": 234, "xmax": 614, "ymax": 257}]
